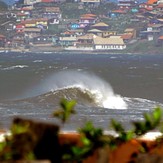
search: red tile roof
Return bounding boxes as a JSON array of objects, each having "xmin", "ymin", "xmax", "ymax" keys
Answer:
[
  {"xmin": 147, "ymin": 0, "xmax": 157, "ymax": 4},
  {"xmin": 16, "ymin": 24, "xmax": 25, "ymax": 29},
  {"xmin": 80, "ymin": 14, "xmax": 97, "ymax": 17},
  {"xmin": 0, "ymin": 35, "xmax": 5, "ymax": 38},
  {"xmin": 120, "ymin": 34, "xmax": 133, "ymax": 40},
  {"xmin": 158, "ymin": 36, "xmax": 163, "ymax": 40},
  {"xmin": 112, "ymin": 10, "xmax": 127, "ymax": 14},
  {"xmin": 156, "ymin": 4, "xmax": 163, "ymax": 8}
]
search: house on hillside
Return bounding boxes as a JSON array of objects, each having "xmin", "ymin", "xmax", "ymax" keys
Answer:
[
  {"xmin": 11, "ymin": 34, "xmax": 25, "ymax": 48},
  {"xmin": 69, "ymin": 29, "xmax": 84, "ymax": 36},
  {"xmin": 147, "ymin": 0, "xmax": 158, "ymax": 5},
  {"xmin": 87, "ymin": 29, "xmax": 103, "ymax": 37},
  {"xmin": 80, "ymin": 0, "xmax": 101, "ymax": 7},
  {"xmin": 16, "ymin": 12, "xmax": 31, "ymax": 22},
  {"xmin": 24, "ymin": 0, "xmax": 41, "ymax": 5},
  {"xmin": 102, "ymin": 31, "xmax": 117, "ymax": 38},
  {"xmin": 156, "ymin": 3, "xmax": 163, "ymax": 11},
  {"xmin": 157, "ymin": 35, "xmax": 163, "ymax": 46},
  {"xmin": 79, "ymin": 14, "xmax": 98, "ymax": 28},
  {"xmin": 124, "ymin": 28, "xmax": 137, "ymax": 38},
  {"xmin": 32, "ymin": 35, "xmax": 53, "ymax": 46},
  {"xmin": 21, "ymin": 20, "xmax": 36, "ymax": 28},
  {"xmin": 59, "ymin": 31, "xmax": 77, "ymax": 46},
  {"xmin": 23, "ymin": 28, "xmax": 42, "ymax": 38},
  {"xmin": 75, "ymin": 34, "xmax": 94, "ymax": 50},
  {"xmin": 0, "ymin": 35, "xmax": 6, "ymax": 47},
  {"xmin": 108, "ymin": 10, "xmax": 127, "ymax": 18},
  {"xmin": 22, "ymin": 18, "xmax": 48, "ymax": 29},
  {"xmin": 139, "ymin": 3, "xmax": 154, "ymax": 12},
  {"xmin": 120, "ymin": 33, "xmax": 133, "ymax": 43},
  {"xmin": 93, "ymin": 35, "xmax": 126, "ymax": 50},
  {"xmin": 16, "ymin": 7, "xmax": 32, "ymax": 22},
  {"xmin": 42, "ymin": 7, "xmax": 62, "ymax": 20},
  {"xmin": 91, "ymin": 22, "xmax": 110, "ymax": 31},
  {"xmin": 139, "ymin": 24, "xmax": 161, "ymax": 41},
  {"xmin": 118, "ymin": 0, "xmax": 138, "ymax": 10},
  {"xmin": 36, "ymin": 18, "xmax": 48, "ymax": 29},
  {"xmin": 15, "ymin": 24, "xmax": 25, "ymax": 33}
]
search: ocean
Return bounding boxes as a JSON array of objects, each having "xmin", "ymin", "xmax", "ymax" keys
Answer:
[{"xmin": 0, "ymin": 51, "xmax": 163, "ymax": 132}]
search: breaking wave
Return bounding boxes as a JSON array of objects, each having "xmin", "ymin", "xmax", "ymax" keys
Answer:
[
  {"xmin": 24, "ymin": 70, "xmax": 127, "ymax": 109},
  {"xmin": 1, "ymin": 65, "xmax": 28, "ymax": 70}
]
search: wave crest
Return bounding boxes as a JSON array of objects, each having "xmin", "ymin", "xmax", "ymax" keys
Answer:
[{"xmin": 24, "ymin": 70, "xmax": 127, "ymax": 109}]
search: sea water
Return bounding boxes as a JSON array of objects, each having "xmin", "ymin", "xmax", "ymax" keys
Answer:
[{"xmin": 0, "ymin": 52, "xmax": 163, "ymax": 132}]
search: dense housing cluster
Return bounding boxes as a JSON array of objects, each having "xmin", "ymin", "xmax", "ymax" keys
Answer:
[{"xmin": 0, "ymin": 0, "xmax": 163, "ymax": 52}]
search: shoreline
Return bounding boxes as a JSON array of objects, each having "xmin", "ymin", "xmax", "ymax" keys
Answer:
[{"xmin": 0, "ymin": 47, "xmax": 163, "ymax": 55}]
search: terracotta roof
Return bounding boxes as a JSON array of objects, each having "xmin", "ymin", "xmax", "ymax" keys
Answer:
[
  {"xmin": 120, "ymin": 34, "xmax": 133, "ymax": 40},
  {"xmin": 16, "ymin": 24, "xmax": 25, "ymax": 29},
  {"xmin": 63, "ymin": 31, "xmax": 74, "ymax": 35},
  {"xmin": 147, "ymin": 0, "xmax": 157, "ymax": 4},
  {"xmin": 93, "ymin": 35, "xmax": 125, "ymax": 45},
  {"xmin": 80, "ymin": 14, "xmax": 97, "ymax": 17},
  {"xmin": 92, "ymin": 22, "xmax": 109, "ymax": 27},
  {"xmin": 112, "ymin": 10, "xmax": 127, "ymax": 14},
  {"xmin": 21, "ymin": 20, "xmax": 36, "ymax": 24},
  {"xmin": 158, "ymin": 35, "xmax": 163, "ymax": 40}
]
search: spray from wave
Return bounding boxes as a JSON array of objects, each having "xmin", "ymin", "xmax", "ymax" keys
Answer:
[{"xmin": 26, "ymin": 70, "xmax": 127, "ymax": 109}]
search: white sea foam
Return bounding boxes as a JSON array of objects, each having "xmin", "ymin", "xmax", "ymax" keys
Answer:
[
  {"xmin": 138, "ymin": 131, "xmax": 162, "ymax": 141},
  {"xmin": 1, "ymin": 65, "xmax": 28, "ymax": 70},
  {"xmin": 33, "ymin": 60, "xmax": 42, "ymax": 63},
  {"xmin": 36, "ymin": 70, "xmax": 127, "ymax": 109}
]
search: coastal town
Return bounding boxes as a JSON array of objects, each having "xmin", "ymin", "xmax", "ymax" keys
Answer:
[{"xmin": 0, "ymin": 0, "xmax": 163, "ymax": 53}]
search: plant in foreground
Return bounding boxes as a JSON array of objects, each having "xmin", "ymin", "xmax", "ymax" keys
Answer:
[
  {"xmin": 110, "ymin": 107, "xmax": 162, "ymax": 147},
  {"xmin": 53, "ymin": 98, "xmax": 76, "ymax": 124},
  {"xmin": 0, "ymin": 99, "xmax": 162, "ymax": 162}
]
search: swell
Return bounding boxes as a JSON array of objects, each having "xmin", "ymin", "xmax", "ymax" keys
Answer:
[{"xmin": 23, "ymin": 87, "xmax": 97, "ymax": 107}]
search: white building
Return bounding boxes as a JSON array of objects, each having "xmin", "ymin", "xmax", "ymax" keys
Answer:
[
  {"xmin": 93, "ymin": 35, "xmax": 126, "ymax": 50},
  {"xmin": 24, "ymin": 0, "xmax": 41, "ymax": 5}
]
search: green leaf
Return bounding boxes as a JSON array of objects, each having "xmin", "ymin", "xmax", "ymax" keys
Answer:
[
  {"xmin": 111, "ymin": 119, "xmax": 125, "ymax": 133},
  {"xmin": 53, "ymin": 99, "xmax": 76, "ymax": 124}
]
